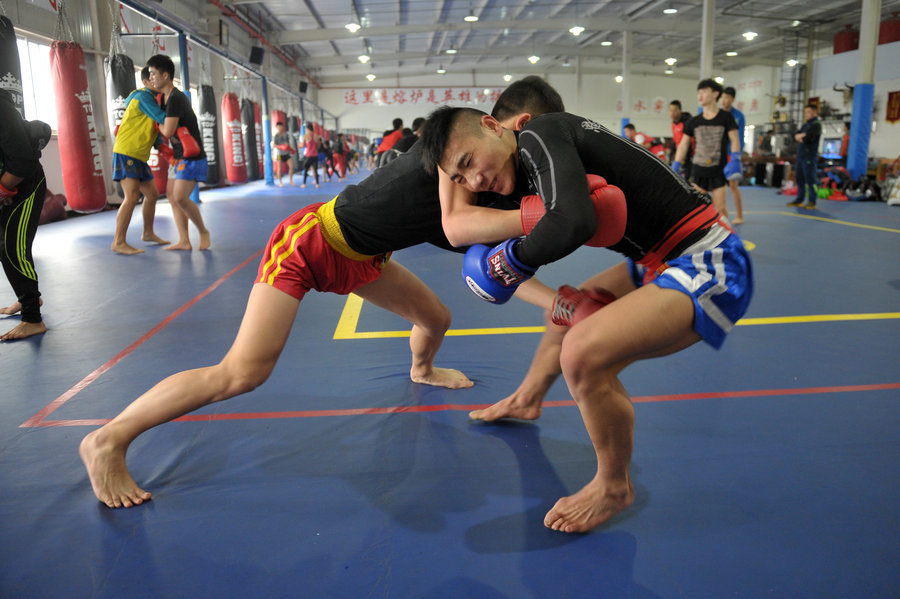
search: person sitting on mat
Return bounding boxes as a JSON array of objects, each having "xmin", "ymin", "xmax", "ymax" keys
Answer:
[
  {"xmin": 79, "ymin": 77, "xmax": 567, "ymax": 509},
  {"xmin": 419, "ymin": 105, "xmax": 754, "ymax": 533}
]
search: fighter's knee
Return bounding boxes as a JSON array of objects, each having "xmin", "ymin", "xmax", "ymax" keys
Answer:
[
  {"xmin": 559, "ymin": 334, "xmax": 613, "ymax": 386},
  {"xmin": 422, "ymin": 304, "xmax": 452, "ymax": 337}
]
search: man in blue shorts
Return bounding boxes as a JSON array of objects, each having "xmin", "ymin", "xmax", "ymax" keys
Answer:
[
  {"xmin": 111, "ymin": 66, "xmax": 170, "ymax": 254},
  {"xmin": 147, "ymin": 54, "xmax": 211, "ymax": 251},
  {"xmin": 420, "ymin": 106, "xmax": 754, "ymax": 533}
]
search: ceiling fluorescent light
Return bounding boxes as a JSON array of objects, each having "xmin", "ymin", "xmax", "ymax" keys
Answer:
[
  {"xmin": 446, "ymin": 46, "xmax": 457, "ymax": 54},
  {"xmin": 569, "ymin": 25, "xmax": 585, "ymax": 36},
  {"xmin": 464, "ymin": 10, "xmax": 478, "ymax": 22},
  {"xmin": 437, "ymin": 65, "xmax": 446, "ymax": 74},
  {"xmin": 345, "ymin": 22, "xmax": 361, "ymax": 33},
  {"xmin": 742, "ymin": 31, "xmax": 758, "ymax": 41},
  {"xmin": 358, "ymin": 54, "xmax": 370, "ymax": 63},
  {"xmin": 528, "ymin": 55, "xmax": 540, "ymax": 64},
  {"xmin": 366, "ymin": 73, "xmax": 375, "ymax": 82},
  {"xmin": 663, "ymin": 2, "xmax": 678, "ymax": 14},
  {"xmin": 726, "ymin": 51, "xmax": 738, "ymax": 57},
  {"xmin": 601, "ymin": 40, "xmax": 612, "ymax": 46},
  {"xmin": 665, "ymin": 57, "xmax": 677, "ymax": 66}
]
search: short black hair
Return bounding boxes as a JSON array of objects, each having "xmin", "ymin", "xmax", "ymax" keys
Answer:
[
  {"xmin": 805, "ymin": 103, "xmax": 819, "ymax": 111},
  {"xmin": 392, "ymin": 117, "xmax": 403, "ymax": 130},
  {"xmin": 491, "ymin": 75, "xmax": 565, "ymax": 122},
  {"xmin": 669, "ymin": 99, "xmax": 682, "ymax": 109},
  {"xmin": 275, "ymin": 121, "xmax": 285, "ymax": 128},
  {"xmin": 411, "ymin": 117, "xmax": 425, "ymax": 132},
  {"xmin": 697, "ymin": 78, "xmax": 723, "ymax": 100},
  {"xmin": 146, "ymin": 54, "xmax": 175, "ymax": 81},
  {"xmin": 723, "ymin": 86, "xmax": 736, "ymax": 98},
  {"xmin": 623, "ymin": 123, "xmax": 636, "ymax": 131},
  {"xmin": 419, "ymin": 105, "xmax": 486, "ymax": 175},
  {"xmin": 140, "ymin": 66, "xmax": 151, "ymax": 82}
]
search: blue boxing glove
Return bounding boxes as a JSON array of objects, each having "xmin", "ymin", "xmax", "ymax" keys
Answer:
[
  {"xmin": 671, "ymin": 160, "xmax": 682, "ymax": 175},
  {"xmin": 723, "ymin": 151, "xmax": 742, "ymax": 180},
  {"xmin": 462, "ymin": 238, "xmax": 536, "ymax": 304}
]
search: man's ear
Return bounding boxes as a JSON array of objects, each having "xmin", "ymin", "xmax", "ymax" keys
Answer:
[
  {"xmin": 512, "ymin": 113, "xmax": 532, "ymax": 131},
  {"xmin": 481, "ymin": 114, "xmax": 504, "ymax": 136}
]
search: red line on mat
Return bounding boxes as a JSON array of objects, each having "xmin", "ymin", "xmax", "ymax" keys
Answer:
[
  {"xmin": 19, "ymin": 250, "xmax": 263, "ymax": 428},
  {"xmin": 26, "ymin": 382, "xmax": 900, "ymax": 427}
]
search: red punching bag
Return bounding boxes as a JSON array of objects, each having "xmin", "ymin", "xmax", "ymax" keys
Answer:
[
  {"xmin": 253, "ymin": 101, "xmax": 264, "ymax": 176},
  {"xmin": 50, "ymin": 41, "xmax": 106, "ymax": 213},
  {"xmin": 148, "ymin": 147, "xmax": 169, "ymax": 196},
  {"xmin": 221, "ymin": 92, "xmax": 247, "ymax": 184}
]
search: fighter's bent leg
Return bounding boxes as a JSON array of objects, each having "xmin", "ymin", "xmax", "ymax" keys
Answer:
[
  {"xmin": 80, "ymin": 283, "xmax": 300, "ymax": 507},
  {"xmin": 471, "ymin": 262, "xmax": 638, "ymax": 422},
  {"xmin": 544, "ymin": 284, "xmax": 700, "ymax": 533},
  {"xmin": 355, "ymin": 260, "xmax": 472, "ymax": 389}
]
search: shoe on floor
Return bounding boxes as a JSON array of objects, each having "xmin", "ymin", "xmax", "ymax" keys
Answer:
[
  {"xmin": 786, "ymin": 201, "xmax": 803, "ymax": 207},
  {"xmin": 803, "ymin": 203, "xmax": 817, "ymax": 210}
]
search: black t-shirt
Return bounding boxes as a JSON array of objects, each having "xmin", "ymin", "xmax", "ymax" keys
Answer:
[
  {"xmin": 334, "ymin": 140, "xmax": 520, "ymax": 255},
  {"xmin": 513, "ymin": 112, "xmax": 712, "ymax": 267},
  {"xmin": 683, "ymin": 109, "xmax": 737, "ymax": 178},
  {"xmin": 391, "ymin": 132, "xmax": 419, "ymax": 154},
  {"xmin": 162, "ymin": 88, "xmax": 206, "ymax": 161}
]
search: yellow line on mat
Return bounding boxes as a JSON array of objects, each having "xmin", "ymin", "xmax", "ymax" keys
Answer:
[{"xmin": 334, "ymin": 293, "xmax": 900, "ymax": 339}]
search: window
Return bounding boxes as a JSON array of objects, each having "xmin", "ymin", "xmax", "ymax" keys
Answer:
[{"xmin": 16, "ymin": 37, "xmax": 57, "ymax": 130}]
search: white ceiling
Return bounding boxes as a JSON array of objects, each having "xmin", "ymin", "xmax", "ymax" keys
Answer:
[{"xmin": 227, "ymin": 0, "xmax": 900, "ymax": 86}]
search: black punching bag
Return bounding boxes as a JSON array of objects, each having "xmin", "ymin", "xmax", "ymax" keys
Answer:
[
  {"xmin": 0, "ymin": 16, "xmax": 25, "ymax": 117},
  {"xmin": 240, "ymin": 98, "xmax": 259, "ymax": 180},
  {"xmin": 198, "ymin": 84, "xmax": 220, "ymax": 186},
  {"xmin": 105, "ymin": 53, "xmax": 136, "ymax": 199}
]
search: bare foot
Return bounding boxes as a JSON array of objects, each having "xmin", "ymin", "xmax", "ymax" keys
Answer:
[
  {"xmin": 79, "ymin": 430, "xmax": 151, "ymax": 508},
  {"xmin": 411, "ymin": 366, "xmax": 474, "ymax": 389},
  {"xmin": 731, "ymin": 216, "xmax": 744, "ymax": 225},
  {"xmin": 1, "ymin": 320, "xmax": 47, "ymax": 341},
  {"xmin": 198, "ymin": 230, "xmax": 211, "ymax": 251},
  {"xmin": 164, "ymin": 242, "xmax": 192, "ymax": 251},
  {"xmin": 301, "ymin": 184, "xmax": 306, "ymax": 189},
  {"xmin": 142, "ymin": 233, "xmax": 171, "ymax": 245},
  {"xmin": 111, "ymin": 242, "xmax": 145, "ymax": 255},
  {"xmin": 0, "ymin": 298, "xmax": 43, "ymax": 316},
  {"xmin": 469, "ymin": 390, "xmax": 543, "ymax": 422},
  {"xmin": 544, "ymin": 475, "xmax": 634, "ymax": 533}
]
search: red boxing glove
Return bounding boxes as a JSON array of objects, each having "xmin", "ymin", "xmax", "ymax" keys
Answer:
[
  {"xmin": 550, "ymin": 284, "xmax": 617, "ymax": 327},
  {"xmin": 176, "ymin": 126, "xmax": 202, "ymax": 158},
  {"xmin": 0, "ymin": 182, "xmax": 18, "ymax": 202},
  {"xmin": 519, "ymin": 194, "xmax": 544, "ymax": 234},
  {"xmin": 519, "ymin": 175, "xmax": 627, "ymax": 248},
  {"xmin": 584, "ymin": 174, "xmax": 627, "ymax": 248}
]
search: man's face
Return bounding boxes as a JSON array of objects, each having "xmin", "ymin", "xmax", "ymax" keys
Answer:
[
  {"xmin": 721, "ymin": 93, "xmax": 734, "ymax": 110},
  {"xmin": 624, "ymin": 128, "xmax": 636, "ymax": 140},
  {"xmin": 668, "ymin": 104, "xmax": 682, "ymax": 122},
  {"xmin": 440, "ymin": 117, "xmax": 517, "ymax": 195},
  {"xmin": 804, "ymin": 107, "xmax": 817, "ymax": 121},
  {"xmin": 697, "ymin": 87, "xmax": 717, "ymax": 106},
  {"xmin": 148, "ymin": 66, "xmax": 166, "ymax": 89}
]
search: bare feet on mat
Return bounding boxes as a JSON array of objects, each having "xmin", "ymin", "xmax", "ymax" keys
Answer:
[
  {"xmin": 80, "ymin": 430, "xmax": 151, "ymax": 508},
  {"xmin": 164, "ymin": 242, "xmax": 192, "ymax": 251},
  {"xmin": 0, "ymin": 298, "xmax": 43, "ymax": 316},
  {"xmin": 1, "ymin": 321, "xmax": 47, "ymax": 341},
  {"xmin": 142, "ymin": 233, "xmax": 170, "ymax": 245},
  {"xmin": 410, "ymin": 367, "xmax": 474, "ymax": 389},
  {"xmin": 198, "ymin": 231, "xmax": 211, "ymax": 251},
  {"xmin": 544, "ymin": 475, "xmax": 634, "ymax": 533},
  {"xmin": 111, "ymin": 242, "xmax": 145, "ymax": 255},
  {"xmin": 469, "ymin": 391, "xmax": 543, "ymax": 422}
]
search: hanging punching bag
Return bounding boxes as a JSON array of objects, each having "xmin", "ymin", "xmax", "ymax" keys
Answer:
[
  {"xmin": 240, "ymin": 98, "xmax": 259, "ymax": 180},
  {"xmin": 105, "ymin": 52, "xmax": 135, "ymax": 199},
  {"xmin": 288, "ymin": 115, "xmax": 301, "ymax": 173},
  {"xmin": 253, "ymin": 101, "xmax": 264, "ymax": 177},
  {"xmin": 220, "ymin": 92, "xmax": 246, "ymax": 184},
  {"xmin": 51, "ymin": 41, "xmax": 106, "ymax": 213},
  {"xmin": 198, "ymin": 84, "xmax": 220, "ymax": 186},
  {"xmin": 149, "ymin": 146, "xmax": 169, "ymax": 196},
  {"xmin": 0, "ymin": 16, "xmax": 24, "ymax": 118}
]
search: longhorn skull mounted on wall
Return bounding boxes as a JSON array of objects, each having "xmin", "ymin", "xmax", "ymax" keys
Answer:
[{"xmin": 833, "ymin": 82, "xmax": 855, "ymax": 106}]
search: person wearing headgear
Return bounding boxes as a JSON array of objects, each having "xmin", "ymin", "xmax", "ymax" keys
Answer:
[{"xmin": 0, "ymin": 88, "xmax": 50, "ymax": 340}]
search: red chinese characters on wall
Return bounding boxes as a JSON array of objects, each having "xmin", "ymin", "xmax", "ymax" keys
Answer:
[{"xmin": 343, "ymin": 87, "xmax": 503, "ymax": 106}]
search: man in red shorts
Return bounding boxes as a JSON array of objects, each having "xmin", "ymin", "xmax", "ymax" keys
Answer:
[{"xmin": 79, "ymin": 77, "xmax": 566, "ymax": 509}]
